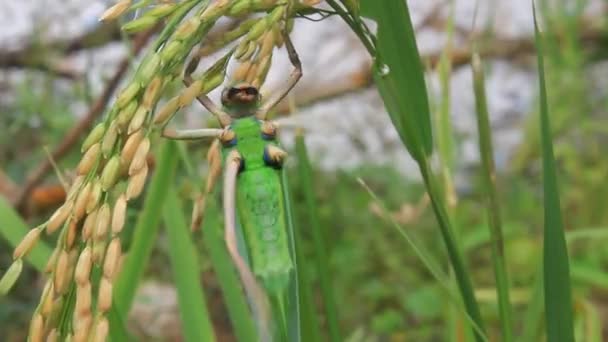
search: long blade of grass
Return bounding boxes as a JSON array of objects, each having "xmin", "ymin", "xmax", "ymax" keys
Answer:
[
  {"xmin": 292, "ymin": 220, "xmax": 322, "ymax": 342},
  {"xmin": 356, "ymin": 0, "xmax": 433, "ymax": 163},
  {"xmin": 0, "ymin": 197, "xmax": 52, "ymax": 270},
  {"xmin": 108, "ymin": 302, "xmax": 133, "ymax": 342},
  {"xmin": 433, "ymin": 9, "xmax": 463, "ymax": 340},
  {"xmin": 533, "ymin": 4, "xmax": 575, "ymax": 342},
  {"xmin": 163, "ymin": 188, "xmax": 216, "ymax": 342},
  {"xmin": 339, "ymin": 1, "xmax": 487, "ymax": 338},
  {"xmin": 419, "ymin": 159, "xmax": 487, "ymax": 341},
  {"xmin": 114, "ymin": 140, "xmax": 179, "ymax": 315},
  {"xmin": 435, "ymin": 4, "xmax": 457, "ymax": 203},
  {"xmin": 522, "ymin": 265, "xmax": 544, "ymax": 342},
  {"xmin": 294, "ymin": 132, "xmax": 341, "ymax": 342},
  {"xmin": 280, "ymin": 168, "xmax": 302, "ymax": 342},
  {"xmin": 201, "ymin": 200, "xmax": 258, "ymax": 342},
  {"xmin": 471, "ymin": 53, "xmax": 514, "ymax": 340}
]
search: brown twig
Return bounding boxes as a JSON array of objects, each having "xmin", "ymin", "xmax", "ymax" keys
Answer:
[{"xmin": 13, "ymin": 28, "xmax": 157, "ymax": 212}]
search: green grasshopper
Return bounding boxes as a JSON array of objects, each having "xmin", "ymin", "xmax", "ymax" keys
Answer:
[{"xmin": 161, "ymin": 28, "xmax": 302, "ymax": 341}]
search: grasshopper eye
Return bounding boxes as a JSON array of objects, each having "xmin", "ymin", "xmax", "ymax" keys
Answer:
[
  {"xmin": 244, "ymin": 87, "xmax": 258, "ymax": 96},
  {"xmin": 228, "ymin": 87, "xmax": 240, "ymax": 99}
]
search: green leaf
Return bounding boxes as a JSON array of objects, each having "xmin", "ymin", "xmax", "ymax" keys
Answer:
[
  {"xmin": 295, "ymin": 133, "xmax": 340, "ymax": 342},
  {"xmin": 533, "ymin": 5, "xmax": 575, "ymax": 342},
  {"xmin": 280, "ymin": 168, "xmax": 302, "ymax": 342},
  {"xmin": 201, "ymin": 200, "xmax": 258, "ymax": 342},
  {"xmin": 108, "ymin": 302, "xmax": 133, "ymax": 342},
  {"xmin": 359, "ymin": 0, "xmax": 433, "ymax": 162},
  {"xmin": 114, "ymin": 140, "xmax": 179, "ymax": 315},
  {"xmin": 336, "ymin": 2, "xmax": 486, "ymax": 339},
  {"xmin": 292, "ymin": 221, "xmax": 322, "ymax": 342},
  {"xmin": 163, "ymin": 189, "xmax": 215, "ymax": 342}
]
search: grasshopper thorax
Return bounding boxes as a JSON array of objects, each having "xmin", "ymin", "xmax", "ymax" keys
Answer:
[{"xmin": 221, "ymin": 82, "xmax": 261, "ymax": 118}]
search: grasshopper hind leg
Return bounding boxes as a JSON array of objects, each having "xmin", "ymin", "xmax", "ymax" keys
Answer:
[{"xmin": 224, "ymin": 150, "xmax": 272, "ymax": 341}]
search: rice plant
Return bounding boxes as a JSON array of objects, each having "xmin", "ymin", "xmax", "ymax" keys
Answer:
[{"xmin": 0, "ymin": 0, "xmax": 597, "ymax": 341}]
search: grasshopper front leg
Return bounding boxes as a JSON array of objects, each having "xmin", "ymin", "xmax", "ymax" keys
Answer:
[
  {"xmin": 255, "ymin": 31, "xmax": 302, "ymax": 120},
  {"xmin": 183, "ymin": 54, "xmax": 232, "ymax": 127}
]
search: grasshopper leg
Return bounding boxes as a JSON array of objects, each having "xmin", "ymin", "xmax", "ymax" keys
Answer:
[
  {"xmin": 183, "ymin": 56, "xmax": 232, "ymax": 127},
  {"xmin": 224, "ymin": 150, "xmax": 271, "ymax": 340},
  {"xmin": 161, "ymin": 127, "xmax": 223, "ymax": 140},
  {"xmin": 256, "ymin": 30, "xmax": 302, "ymax": 119}
]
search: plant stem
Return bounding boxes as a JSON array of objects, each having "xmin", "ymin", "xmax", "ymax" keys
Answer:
[
  {"xmin": 472, "ymin": 53, "xmax": 514, "ymax": 341},
  {"xmin": 419, "ymin": 158, "xmax": 487, "ymax": 342}
]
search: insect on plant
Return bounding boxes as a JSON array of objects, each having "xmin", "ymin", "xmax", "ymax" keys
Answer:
[
  {"xmin": 160, "ymin": 24, "xmax": 303, "ymax": 341},
  {"xmin": 0, "ymin": 0, "xmax": 315, "ymax": 339}
]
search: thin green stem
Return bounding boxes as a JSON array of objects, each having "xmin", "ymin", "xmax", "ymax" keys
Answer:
[
  {"xmin": 472, "ymin": 53, "xmax": 514, "ymax": 341},
  {"xmin": 280, "ymin": 168, "xmax": 302, "ymax": 341},
  {"xmin": 419, "ymin": 158, "xmax": 487, "ymax": 342},
  {"xmin": 325, "ymin": 0, "xmax": 376, "ymax": 56}
]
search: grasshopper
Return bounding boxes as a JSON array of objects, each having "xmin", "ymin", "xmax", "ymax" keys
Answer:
[{"xmin": 161, "ymin": 27, "xmax": 302, "ymax": 341}]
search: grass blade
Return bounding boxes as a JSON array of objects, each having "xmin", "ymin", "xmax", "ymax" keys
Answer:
[
  {"xmin": 358, "ymin": 0, "xmax": 433, "ymax": 162},
  {"xmin": 163, "ymin": 189, "xmax": 215, "ymax": 342},
  {"xmin": 419, "ymin": 159, "xmax": 487, "ymax": 341},
  {"xmin": 522, "ymin": 265, "xmax": 544, "ymax": 342},
  {"xmin": 292, "ymin": 221, "xmax": 322, "ymax": 342},
  {"xmin": 533, "ymin": 5, "xmax": 575, "ymax": 342},
  {"xmin": 114, "ymin": 140, "xmax": 179, "ymax": 315},
  {"xmin": 0, "ymin": 197, "xmax": 52, "ymax": 270},
  {"xmin": 280, "ymin": 168, "xmax": 302, "ymax": 342},
  {"xmin": 471, "ymin": 53, "xmax": 514, "ymax": 340},
  {"xmin": 294, "ymin": 132, "xmax": 341, "ymax": 342},
  {"xmin": 344, "ymin": 1, "xmax": 487, "ymax": 338},
  {"xmin": 108, "ymin": 302, "xmax": 133, "ymax": 342},
  {"xmin": 435, "ymin": 4, "xmax": 457, "ymax": 206},
  {"xmin": 201, "ymin": 199, "xmax": 258, "ymax": 342}
]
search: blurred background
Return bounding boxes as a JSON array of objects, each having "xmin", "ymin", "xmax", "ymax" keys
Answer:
[{"xmin": 1, "ymin": 0, "xmax": 608, "ymax": 340}]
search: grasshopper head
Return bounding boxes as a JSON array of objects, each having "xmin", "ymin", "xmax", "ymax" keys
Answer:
[{"xmin": 221, "ymin": 82, "xmax": 260, "ymax": 117}]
